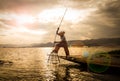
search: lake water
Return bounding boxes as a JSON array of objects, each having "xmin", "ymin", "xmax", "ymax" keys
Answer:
[{"xmin": 0, "ymin": 47, "xmax": 120, "ymax": 81}]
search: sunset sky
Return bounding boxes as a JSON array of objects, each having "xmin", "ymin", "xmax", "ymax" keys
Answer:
[{"xmin": 0, "ymin": 0, "xmax": 120, "ymax": 44}]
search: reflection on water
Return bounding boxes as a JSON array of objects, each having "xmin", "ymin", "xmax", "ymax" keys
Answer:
[{"xmin": 0, "ymin": 47, "xmax": 119, "ymax": 81}]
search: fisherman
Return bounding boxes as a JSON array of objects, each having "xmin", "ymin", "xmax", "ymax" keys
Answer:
[{"xmin": 51, "ymin": 28, "xmax": 70, "ymax": 58}]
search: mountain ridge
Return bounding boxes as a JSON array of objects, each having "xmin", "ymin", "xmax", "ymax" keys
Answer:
[{"xmin": 0, "ymin": 38, "xmax": 120, "ymax": 47}]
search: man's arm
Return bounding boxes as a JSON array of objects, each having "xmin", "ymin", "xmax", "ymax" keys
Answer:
[
  {"xmin": 54, "ymin": 41, "xmax": 60, "ymax": 43},
  {"xmin": 56, "ymin": 28, "xmax": 59, "ymax": 34}
]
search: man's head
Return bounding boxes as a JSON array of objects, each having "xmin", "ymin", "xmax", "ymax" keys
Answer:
[{"xmin": 58, "ymin": 31, "xmax": 65, "ymax": 36}]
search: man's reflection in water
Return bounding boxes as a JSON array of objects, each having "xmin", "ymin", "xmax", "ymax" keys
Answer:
[
  {"xmin": 63, "ymin": 66, "xmax": 70, "ymax": 81},
  {"xmin": 51, "ymin": 63, "xmax": 87, "ymax": 81},
  {"xmin": 52, "ymin": 64, "xmax": 71, "ymax": 81}
]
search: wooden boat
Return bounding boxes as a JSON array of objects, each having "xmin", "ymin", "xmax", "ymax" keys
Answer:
[{"xmin": 59, "ymin": 53, "xmax": 120, "ymax": 68}]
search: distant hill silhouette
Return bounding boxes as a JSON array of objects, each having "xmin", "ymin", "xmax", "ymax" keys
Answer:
[
  {"xmin": 31, "ymin": 42, "xmax": 53, "ymax": 47},
  {"xmin": 0, "ymin": 38, "xmax": 120, "ymax": 47},
  {"xmin": 69, "ymin": 38, "xmax": 120, "ymax": 47}
]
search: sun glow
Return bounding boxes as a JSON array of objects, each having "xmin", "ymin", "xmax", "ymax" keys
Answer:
[
  {"xmin": 9, "ymin": 27, "xmax": 47, "ymax": 36},
  {"xmin": 38, "ymin": 8, "xmax": 95, "ymax": 23},
  {"xmin": 14, "ymin": 14, "xmax": 35, "ymax": 25}
]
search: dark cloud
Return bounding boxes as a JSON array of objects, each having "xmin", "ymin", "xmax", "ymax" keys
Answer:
[
  {"xmin": 83, "ymin": 0, "xmax": 120, "ymax": 39},
  {"xmin": 98, "ymin": 0, "xmax": 120, "ymax": 24}
]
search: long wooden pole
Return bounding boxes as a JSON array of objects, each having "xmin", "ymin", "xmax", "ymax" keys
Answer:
[{"xmin": 53, "ymin": 8, "xmax": 67, "ymax": 47}]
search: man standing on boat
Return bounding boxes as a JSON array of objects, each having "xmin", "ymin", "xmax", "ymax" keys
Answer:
[{"xmin": 51, "ymin": 28, "xmax": 70, "ymax": 58}]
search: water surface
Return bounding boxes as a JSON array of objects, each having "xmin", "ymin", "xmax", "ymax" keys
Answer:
[{"xmin": 0, "ymin": 47, "xmax": 119, "ymax": 81}]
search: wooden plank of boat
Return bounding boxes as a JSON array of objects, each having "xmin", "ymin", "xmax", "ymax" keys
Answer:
[
  {"xmin": 59, "ymin": 55, "xmax": 87, "ymax": 64},
  {"xmin": 59, "ymin": 54, "xmax": 120, "ymax": 68}
]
